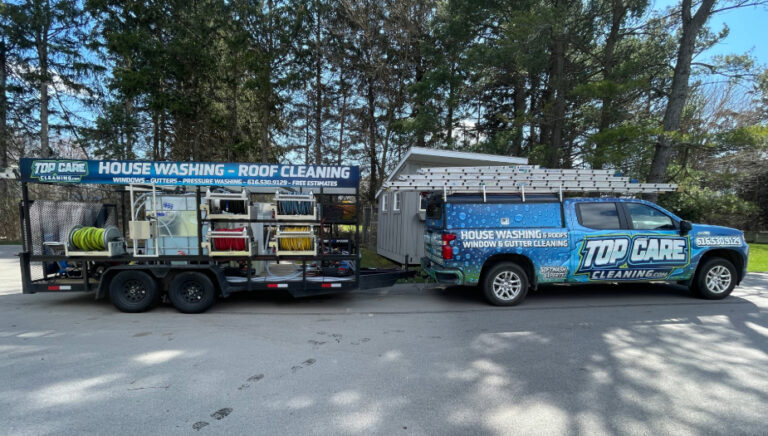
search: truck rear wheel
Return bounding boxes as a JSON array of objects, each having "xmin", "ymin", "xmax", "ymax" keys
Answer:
[
  {"xmin": 694, "ymin": 258, "xmax": 737, "ymax": 300},
  {"xmin": 109, "ymin": 270, "xmax": 159, "ymax": 313},
  {"xmin": 168, "ymin": 272, "xmax": 216, "ymax": 314},
  {"xmin": 483, "ymin": 262, "xmax": 529, "ymax": 306}
]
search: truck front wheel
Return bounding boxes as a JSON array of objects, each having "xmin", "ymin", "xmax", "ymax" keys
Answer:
[
  {"xmin": 694, "ymin": 258, "xmax": 737, "ymax": 300},
  {"xmin": 109, "ymin": 270, "xmax": 160, "ymax": 313},
  {"xmin": 168, "ymin": 272, "xmax": 217, "ymax": 314},
  {"xmin": 483, "ymin": 262, "xmax": 529, "ymax": 306}
]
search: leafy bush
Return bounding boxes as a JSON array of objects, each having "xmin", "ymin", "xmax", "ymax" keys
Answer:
[{"xmin": 659, "ymin": 184, "xmax": 760, "ymax": 230}]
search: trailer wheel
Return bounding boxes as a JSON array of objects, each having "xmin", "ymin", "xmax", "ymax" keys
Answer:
[
  {"xmin": 109, "ymin": 270, "xmax": 159, "ymax": 313},
  {"xmin": 693, "ymin": 258, "xmax": 736, "ymax": 300},
  {"xmin": 482, "ymin": 262, "xmax": 528, "ymax": 306},
  {"xmin": 168, "ymin": 272, "xmax": 216, "ymax": 314}
]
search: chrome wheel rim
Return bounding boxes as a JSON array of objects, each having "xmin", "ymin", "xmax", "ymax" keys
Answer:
[
  {"xmin": 705, "ymin": 265, "xmax": 732, "ymax": 294},
  {"xmin": 492, "ymin": 271, "xmax": 522, "ymax": 301}
]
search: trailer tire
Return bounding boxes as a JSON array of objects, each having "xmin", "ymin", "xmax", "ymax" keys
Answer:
[
  {"xmin": 482, "ymin": 262, "xmax": 528, "ymax": 306},
  {"xmin": 693, "ymin": 257, "xmax": 737, "ymax": 300},
  {"xmin": 168, "ymin": 272, "xmax": 216, "ymax": 314},
  {"xmin": 109, "ymin": 270, "xmax": 159, "ymax": 313}
]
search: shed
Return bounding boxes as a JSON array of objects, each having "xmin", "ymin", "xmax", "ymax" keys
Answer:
[{"xmin": 375, "ymin": 147, "xmax": 528, "ymax": 264}]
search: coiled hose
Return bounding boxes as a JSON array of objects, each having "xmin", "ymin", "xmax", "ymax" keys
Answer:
[
  {"xmin": 277, "ymin": 200, "xmax": 314, "ymax": 215},
  {"xmin": 68, "ymin": 226, "xmax": 120, "ymax": 251},
  {"xmin": 277, "ymin": 226, "xmax": 313, "ymax": 251}
]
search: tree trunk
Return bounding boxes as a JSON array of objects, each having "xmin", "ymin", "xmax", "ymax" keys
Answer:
[
  {"xmin": 446, "ymin": 62, "xmax": 455, "ymax": 147},
  {"xmin": 0, "ymin": 37, "xmax": 7, "ymax": 169},
  {"xmin": 338, "ymin": 81, "xmax": 347, "ymax": 165},
  {"xmin": 314, "ymin": 59, "xmax": 323, "ymax": 164},
  {"xmin": 414, "ymin": 42, "xmax": 426, "ymax": 149},
  {"xmin": 528, "ymin": 71, "xmax": 539, "ymax": 151},
  {"xmin": 313, "ymin": 8, "xmax": 323, "ymax": 165},
  {"xmin": 124, "ymin": 98, "xmax": 134, "ymax": 158},
  {"xmin": 261, "ymin": 0, "xmax": 274, "ymax": 163},
  {"xmin": 594, "ymin": 0, "xmax": 626, "ymax": 169},
  {"xmin": 38, "ymin": 40, "xmax": 51, "ymax": 158},
  {"xmin": 160, "ymin": 112, "xmax": 166, "ymax": 160},
  {"xmin": 647, "ymin": 0, "xmax": 716, "ymax": 193},
  {"xmin": 509, "ymin": 73, "xmax": 526, "ymax": 157},
  {"xmin": 548, "ymin": 34, "xmax": 567, "ymax": 168},
  {"xmin": 261, "ymin": 99, "xmax": 270, "ymax": 162},
  {"xmin": 304, "ymin": 94, "xmax": 311, "ymax": 164},
  {"xmin": 229, "ymin": 79, "xmax": 238, "ymax": 161},
  {"xmin": 152, "ymin": 112, "xmax": 160, "ymax": 160},
  {"xmin": 367, "ymin": 78, "xmax": 377, "ymax": 203}
]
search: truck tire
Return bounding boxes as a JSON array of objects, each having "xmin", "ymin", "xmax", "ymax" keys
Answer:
[
  {"xmin": 483, "ymin": 262, "xmax": 529, "ymax": 306},
  {"xmin": 168, "ymin": 272, "xmax": 216, "ymax": 314},
  {"xmin": 694, "ymin": 258, "xmax": 737, "ymax": 300},
  {"xmin": 109, "ymin": 270, "xmax": 159, "ymax": 313}
]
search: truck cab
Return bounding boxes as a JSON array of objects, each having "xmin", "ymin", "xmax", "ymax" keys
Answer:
[{"xmin": 422, "ymin": 193, "xmax": 749, "ymax": 306}]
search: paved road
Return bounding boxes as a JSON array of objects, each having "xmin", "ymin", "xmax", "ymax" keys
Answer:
[{"xmin": 1, "ymin": 245, "xmax": 767, "ymax": 435}]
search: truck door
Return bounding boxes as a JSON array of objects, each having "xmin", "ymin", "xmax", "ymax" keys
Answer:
[
  {"xmin": 619, "ymin": 202, "xmax": 691, "ymax": 281},
  {"xmin": 569, "ymin": 201, "xmax": 626, "ymax": 282},
  {"xmin": 569, "ymin": 200, "xmax": 690, "ymax": 282}
]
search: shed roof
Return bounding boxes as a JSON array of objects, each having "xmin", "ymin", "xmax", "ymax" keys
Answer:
[{"xmin": 375, "ymin": 147, "xmax": 527, "ymax": 199}]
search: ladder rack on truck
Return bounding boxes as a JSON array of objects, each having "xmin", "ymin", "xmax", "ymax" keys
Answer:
[
  {"xmin": 382, "ymin": 165, "xmax": 678, "ymax": 200},
  {"xmin": 15, "ymin": 158, "xmax": 409, "ymax": 313}
]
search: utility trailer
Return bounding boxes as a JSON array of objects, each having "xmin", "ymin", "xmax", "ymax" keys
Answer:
[{"xmin": 14, "ymin": 158, "xmax": 410, "ymax": 313}]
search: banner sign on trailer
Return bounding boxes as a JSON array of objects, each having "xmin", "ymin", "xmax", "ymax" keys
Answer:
[{"xmin": 19, "ymin": 158, "xmax": 360, "ymax": 188}]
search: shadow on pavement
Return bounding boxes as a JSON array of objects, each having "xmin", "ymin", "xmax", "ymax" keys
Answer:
[{"xmin": 1, "ymin": 273, "xmax": 767, "ymax": 434}]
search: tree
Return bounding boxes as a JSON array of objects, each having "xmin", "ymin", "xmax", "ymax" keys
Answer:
[
  {"xmin": 647, "ymin": 0, "xmax": 716, "ymax": 193},
  {"xmin": 6, "ymin": 0, "xmax": 95, "ymax": 158}
]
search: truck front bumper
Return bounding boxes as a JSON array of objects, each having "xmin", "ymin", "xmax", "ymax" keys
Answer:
[{"xmin": 421, "ymin": 257, "xmax": 464, "ymax": 286}]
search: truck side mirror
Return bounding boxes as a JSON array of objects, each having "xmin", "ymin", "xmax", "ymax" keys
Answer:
[{"xmin": 680, "ymin": 220, "xmax": 692, "ymax": 236}]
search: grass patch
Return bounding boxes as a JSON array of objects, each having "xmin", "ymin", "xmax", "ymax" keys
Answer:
[
  {"xmin": 360, "ymin": 247, "xmax": 399, "ymax": 269},
  {"xmin": 748, "ymin": 244, "xmax": 768, "ymax": 273},
  {"xmin": 359, "ymin": 247, "xmax": 425, "ymax": 283},
  {"xmin": 0, "ymin": 240, "xmax": 21, "ymax": 245}
]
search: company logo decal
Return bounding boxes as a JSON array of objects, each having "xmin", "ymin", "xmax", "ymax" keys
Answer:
[
  {"xmin": 31, "ymin": 160, "xmax": 88, "ymax": 182},
  {"xmin": 540, "ymin": 266, "xmax": 568, "ymax": 279},
  {"xmin": 576, "ymin": 235, "xmax": 689, "ymax": 280}
]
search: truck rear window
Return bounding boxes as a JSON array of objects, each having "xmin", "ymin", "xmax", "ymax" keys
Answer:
[
  {"xmin": 426, "ymin": 201, "xmax": 442, "ymax": 219},
  {"xmin": 577, "ymin": 203, "xmax": 620, "ymax": 229}
]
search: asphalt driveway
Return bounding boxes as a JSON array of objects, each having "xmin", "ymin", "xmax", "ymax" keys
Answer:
[{"xmin": 1, "ymin": 245, "xmax": 767, "ymax": 435}]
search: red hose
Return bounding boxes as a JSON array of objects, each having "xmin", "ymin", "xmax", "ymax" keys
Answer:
[{"xmin": 213, "ymin": 227, "xmax": 247, "ymax": 251}]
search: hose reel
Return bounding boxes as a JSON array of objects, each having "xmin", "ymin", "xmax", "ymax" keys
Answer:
[
  {"xmin": 274, "ymin": 192, "xmax": 317, "ymax": 220},
  {"xmin": 66, "ymin": 225, "xmax": 125, "ymax": 256},
  {"xmin": 275, "ymin": 225, "xmax": 316, "ymax": 255}
]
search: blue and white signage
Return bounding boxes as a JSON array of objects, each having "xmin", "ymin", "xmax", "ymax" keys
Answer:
[
  {"xmin": 575, "ymin": 235, "xmax": 690, "ymax": 280},
  {"xmin": 20, "ymin": 158, "xmax": 360, "ymax": 188}
]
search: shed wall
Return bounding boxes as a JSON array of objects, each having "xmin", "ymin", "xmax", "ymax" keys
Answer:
[
  {"xmin": 376, "ymin": 152, "xmax": 526, "ymax": 265},
  {"xmin": 376, "ymin": 191, "xmax": 425, "ymax": 264}
]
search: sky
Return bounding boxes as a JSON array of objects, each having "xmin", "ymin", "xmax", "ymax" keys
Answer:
[{"xmin": 654, "ymin": 1, "xmax": 768, "ymax": 67}]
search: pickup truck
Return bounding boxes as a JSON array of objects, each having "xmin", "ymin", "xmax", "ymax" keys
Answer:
[{"xmin": 421, "ymin": 193, "xmax": 749, "ymax": 306}]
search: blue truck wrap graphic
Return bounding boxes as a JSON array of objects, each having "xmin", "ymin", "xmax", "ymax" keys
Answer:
[
  {"xmin": 422, "ymin": 196, "xmax": 749, "ymax": 290},
  {"xmin": 573, "ymin": 234, "xmax": 690, "ymax": 281}
]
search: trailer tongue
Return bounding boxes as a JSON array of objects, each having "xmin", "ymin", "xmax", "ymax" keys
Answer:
[{"xmin": 15, "ymin": 157, "xmax": 410, "ymax": 313}]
